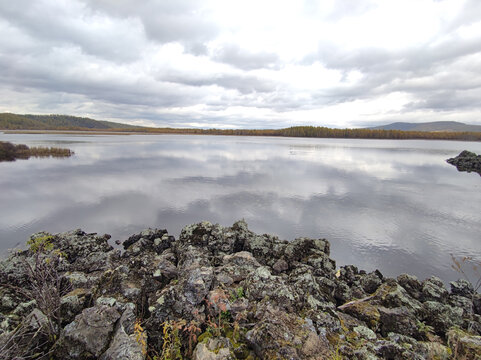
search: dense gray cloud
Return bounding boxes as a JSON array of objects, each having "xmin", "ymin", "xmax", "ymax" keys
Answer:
[{"xmin": 1, "ymin": 0, "xmax": 481, "ymax": 128}]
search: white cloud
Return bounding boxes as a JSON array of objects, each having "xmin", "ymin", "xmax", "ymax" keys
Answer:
[{"xmin": 0, "ymin": 0, "xmax": 481, "ymax": 128}]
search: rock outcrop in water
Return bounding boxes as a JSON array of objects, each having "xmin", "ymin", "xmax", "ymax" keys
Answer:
[
  {"xmin": 447, "ymin": 150, "xmax": 481, "ymax": 176},
  {"xmin": 1, "ymin": 221, "xmax": 480, "ymax": 359}
]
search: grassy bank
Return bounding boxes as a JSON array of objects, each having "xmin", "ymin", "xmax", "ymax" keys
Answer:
[{"xmin": 0, "ymin": 141, "xmax": 74, "ymax": 162}]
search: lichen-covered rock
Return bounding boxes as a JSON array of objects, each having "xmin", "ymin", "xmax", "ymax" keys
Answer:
[
  {"xmin": 51, "ymin": 230, "xmax": 118, "ymax": 273},
  {"xmin": 60, "ymin": 288, "xmax": 91, "ymax": 325},
  {"xmin": 245, "ymin": 305, "xmax": 330, "ymax": 359},
  {"xmin": 58, "ymin": 305, "xmax": 121, "ymax": 359},
  {"xmin": 123, "ymin": 227, "xmax": 174, "ymax": 255},
  {"xmin": 378, "ymin": 306, "xmax": 420, "ymax": 338},
  {"xmin": 101, "ymin": 305, "xmax": 146, "ymax": 360},
  {"xmin": 447, "ymin": 327, "xmax": 481, "ymax": 360},
  {"xmin": 450, "ymin": 279, "xmax": 474, "ymax": 298},
  {"xmin": 447, "ymin": 150, "xmax": 481, "ymax": 175},
  {"xmin": 397, "ymin": 273, "xmax": 422, "ymax": 300},
  {"xmin": 192, "ymin": 337, "xmax": 235, "ymax": 360},
  {"xmin": 242, "ymin": 266, "xmax": 297, "ymax": 311},
  {"xmin": 339, "ymin": 299, "xmax": 381, "ymax": 330},
  {"xmin": 374, "ymin": 281, "xmax": 422, "ymax": 312},
  {"xmin": 184, "ymin": 267, "xmax": 214, "ymax": 306},
  {"xmin": 1, "ymin": 220, "xmax": 480, "ymax": 360},
  {"xmin": 421, "ymin": 301, "xmax": 463, "ymax": 335},
  {"xmin": 360, "ymin": 271, "xmax": 383, "ymax": 294},
  {"xmin": 219, "ymin": 251, "xmax": 261, "ymax": 282},
  {"xmin": 421, "ymin": 276, "xmax": 449, "ymax": 302}
]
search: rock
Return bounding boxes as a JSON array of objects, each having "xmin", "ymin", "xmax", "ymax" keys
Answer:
[
  {"xmin": 245, "ymin": 305, "xmax": 330, "ymax": 359},
  {"xmin": 122, "ymin": 228, "xmax": 169, "ymax": 252},
  {"xmin": 447, "ymin": 150, "xmax": 481, "ymax": 175},
  {"xmin": 242, "ymin": 266, "xmax": 296, "ymax": 311},
  {"xmin": 101, "ymin": 305, "xmax": 146, "ymax": 360},
  {"xmin": 272, "ymin": 258, "xmax": 288, "ymax": 273},
  {"xmin": 474, "ymin": 294, "xmax": 481, "ymax": 315},
  {"xmin": 184, "ymin": 267, "xmax": 214, "ymax": 306},
  {"xmin": 192, "ymin": 337, "xmax": 235, "ymax": 360},
  {"xmin": 397, "ymin": 273, "xmax": 422, "ymax": 300},
  {"xmin": 378, "ymin": 306, "xmax": 420, "ymax": 338},
  {"xmin": 283, "ymin": 237, "xmax": 331, "ymax": 265},
  {"xmin": 421, "ymin": 301, "xmax": 463, "ymax": 336},
  {"xmin": 220, "ymin": 251, "xmax": 261, "ymax": 282},
  {"xmin": 449, "ymin": 294, "xmax": 474, "ymax": 317},
  {"xmin": 60, "ymin": 288, "xmax": 91, "ymax": 324},
  {"xmin": 339, "ymin": 299, "xmax": 380, "ymax": 330},
  {"xmin": 353, "ymin": 325, "xmax": 377, "ymax": 341},
  {"xmin": 25, "ymin": 308, "xmax": 50, "ymax": 331},
  {"xmin": 153, "ymin": 250, "xmax": 178, "ymax": 281},
  {"xmin": 206, "ymin": 289, "xmax": 230, "ymax": 316},
  {"xmin": 12, "ymin": 299, "xmax": 36, "ymax": 317},
  {"xmin": 421, "ymin": 276, "xmax": 448, "ymax": 302},
  {"xmin": 374, "ymin": 281, "xmax": 422, "ymax": 312},
  {"xmin": 447, "ymin": 327, "xmax": 481, "ymax": 359},
  {"xmin": 450, "ymin": 279, "xmax": 474, "ymax": 298},
  {"xmin": 2, "ymin": 220, "xmax": 481, "ymax": 359},
  {"xmin": 59, "ymin": 305, "xmax": 121, "ymax": 359},
  {"xmin": 360, "ymin": 271, "xmax": 383, "ymax": 294},
  {"xmin": 50, "ymin": 230, "xmax": 116, "ymax": 272}
]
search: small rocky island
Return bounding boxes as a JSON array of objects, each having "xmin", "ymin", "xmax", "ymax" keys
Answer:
[
  {"xmin": 1, "ymin": 221, "xmax": 480, "ymax": 359},
  {"xmin": 447, "ymin": 150, "xmax": 481, "ymax": 176},
  {"xmin": 0, "ymin": 141, "xmax": 74, "ymax": 162}
]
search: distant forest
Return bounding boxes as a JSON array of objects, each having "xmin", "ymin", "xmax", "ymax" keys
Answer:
[
  {"xmin": 123, "ymin": 126, "xmax": 481, "ymax": 141},
  {"xmin": 1, "ymin": 113, "xmax": 481, "ymax": 141},
  {"xmin": 0, "ymin": 113, "xmax": 138, "ymax": 130}
]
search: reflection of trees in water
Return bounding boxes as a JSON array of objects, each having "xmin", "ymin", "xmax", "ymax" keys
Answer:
[{"xmin": 0, "ymin": 141, "xmax": 74, "ymax": 162}]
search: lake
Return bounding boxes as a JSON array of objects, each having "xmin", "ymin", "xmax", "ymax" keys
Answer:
[{"xmin": 1, "ymin": 133, "xmax": 480, "ymax": 285}]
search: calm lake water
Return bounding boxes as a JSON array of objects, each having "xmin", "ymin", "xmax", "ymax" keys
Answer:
[{"xmin": 1, "ymin": 133, "xmax": 480, "ymax": 284}]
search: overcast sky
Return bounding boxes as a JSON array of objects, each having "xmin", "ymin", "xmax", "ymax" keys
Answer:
[{"xmin": 1, "ymin": 0, "xmax": 481, "ymax": 128}]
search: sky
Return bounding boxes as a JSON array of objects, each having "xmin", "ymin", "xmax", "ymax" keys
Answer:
[{"xmin": 1, "ymin": 0, "xmax": 481, "ymax": 129}]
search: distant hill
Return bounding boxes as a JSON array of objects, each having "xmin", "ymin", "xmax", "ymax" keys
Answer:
[
  {"xmin": 0, "ymin": 113, "xmax": 140, "ymax": 130},
  {"xmin": 370, "ymin": 121, "xmax": 481, "ymax": 132}
]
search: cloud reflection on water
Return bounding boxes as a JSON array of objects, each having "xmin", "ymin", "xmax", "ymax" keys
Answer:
[{"xmin": 1, "ymin": 134, "xmax": 480, "ymax": 284}]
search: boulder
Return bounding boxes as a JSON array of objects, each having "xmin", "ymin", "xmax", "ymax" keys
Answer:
[
  {"xmin": 101, "ymin": 305, "xmax": 146, "ymax": 360},
  {"xmin": 58, "ymin": 305, "xmax": 121, "ymax": 359},
  {"xmin": 447, "ymin": 150, "xmax": 481, "ymax": 175},
  {"xmin": 245, "ymin": 305, "xmax": 330, "ymax": 359}
]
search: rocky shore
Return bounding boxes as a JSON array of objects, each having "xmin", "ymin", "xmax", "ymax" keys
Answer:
[
  {"xmin": 447, "ymin": 150, "xmax": 481, "ymax": 176},
  {"xmin": 1, "ymin": 221, "xmax": 480, "ymax": 359}
]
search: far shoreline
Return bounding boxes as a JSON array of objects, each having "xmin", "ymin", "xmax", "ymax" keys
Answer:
[{"xmin": 3, "ymin": 128, "xmax": 481, "ymax": 141}]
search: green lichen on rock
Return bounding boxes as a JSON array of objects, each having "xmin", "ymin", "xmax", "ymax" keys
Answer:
[{"xmin": 0, "ymin": 220, "xmax": 480, "ymax": 359}]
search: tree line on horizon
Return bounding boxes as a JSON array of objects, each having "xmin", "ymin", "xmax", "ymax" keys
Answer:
[
  {"xmin": 128, "ymin": 125, "xmax": 481, "ymax": 141},
  {"xmin": 1, "ymin": 113, "xmax": 481, "ymax": 141}
]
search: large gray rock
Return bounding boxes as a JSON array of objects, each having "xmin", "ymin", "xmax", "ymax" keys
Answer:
[
  {"xmin": 184, "ymin": 267, "xmax": 214, "ymax": 306},
  {"xmin": 59, "ymin": 305, "xmax": 121, "ymax": 359},
  {"xmin": 421, "ymin": 276, "xmax": 448, "ymax": 302},
  {"xmin": 245, "ymin": 305, "xmax": 330, "ymax": 359},
  {"xmin": 397, "ymin": 273, "xmax": 422, "ymax": 300},
  {"xmin": 101, "ymin": 305, "xmax": 146, "ymax": 360},
  {"xmin": 378, "ymin": 306, "xmax": 420, "ymax": 338},
  {"xmin": 421, "ymin": 301, "xmax": 463, "ymax": 336}
]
